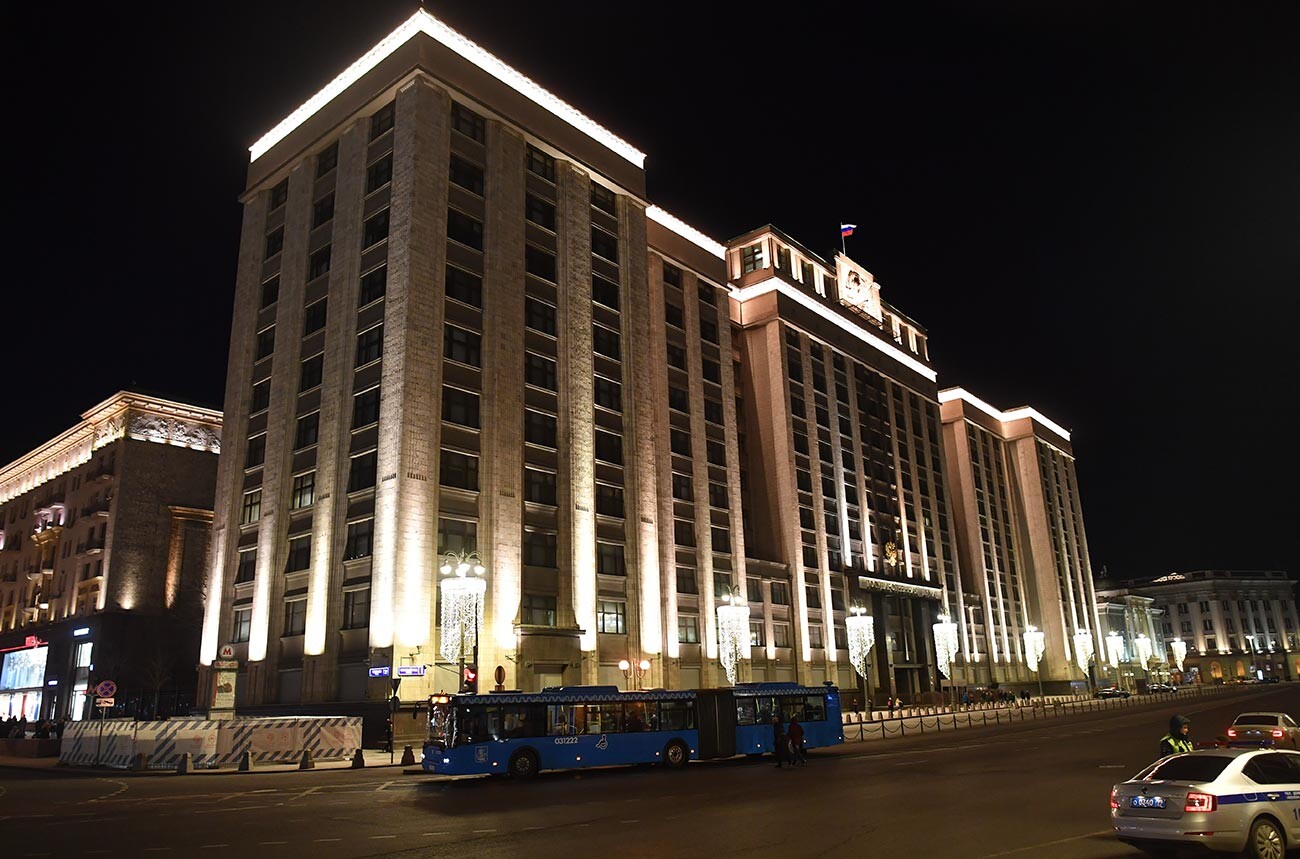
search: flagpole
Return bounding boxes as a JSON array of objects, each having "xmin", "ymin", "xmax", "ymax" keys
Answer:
[{"xmin": 841, "ymin": 224, "xmax": 846, "ymax": 257}]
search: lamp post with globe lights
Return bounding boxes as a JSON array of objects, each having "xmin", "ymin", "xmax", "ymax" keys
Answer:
[
  {"xmin": 439, "ymin": 550, "xmax": 486, "ymax": 693},
  {"xmin": 1023, "ymin": 625, "xmax": 1046, "ymax": 702},
  {"xmin": 619, "ymin": 658, "xmax": 652, "ymax": 691}
]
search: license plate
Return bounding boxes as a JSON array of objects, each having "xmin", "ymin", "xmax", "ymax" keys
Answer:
[{"xmin": 1130, "ymin": 796, "xmax": 1166, "ymax": 809}]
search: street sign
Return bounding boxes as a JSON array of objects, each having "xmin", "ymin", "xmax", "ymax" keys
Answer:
[
  {"xmin": 395, "ymin": 665, "xmax": 426, "ymax": 677},
  {"xmin": 95, "ymin": 680, "xmax": 117, "ymax": 697},
  {"xmin": 95, "ymin": 697, "xmax": 115, "ymax": 708},
  {"xmin": 219, "ymin": 644, "xmax": 235, "ymax": 659},
  {"xmin": 368, "ymin": 666, "xmax": 391, "ymax": 678}
]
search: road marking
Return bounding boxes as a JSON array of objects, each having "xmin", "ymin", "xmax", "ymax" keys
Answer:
[
  {"xmin": 977, "ymin": 829, "xmax": 1114, "ymax": 858},
  {"xmin": 313, "ymin": 839, "xmax": 341, "ymax": 843},
  {"xmin": 421, "ymin": 832, "xmax": 449, "ymax": 836},
  {"xmin": 1099, "ymin": 765, "xmax": 1127, "ymax": 769},
  {"xmin": 620, "ymin": 819, "xmax": 640, "ymax": 823},
  {"xmin": 472, "ymin": 829, "xmax": 498, "ymax": 834},
  {"xmin": 289, "ymin": 786, "xmax": 321, "ymax": 802},
  {"xmin": 369, "ymin": 835, "xmax": 397, "ymax": 839},
  {"xmin": 143, "ymin": 850, "xmax": 172, "ymax": 853},
  {"xmin": 258, "ymin": 842, "xmax": 288, "ymax": 846},
  {"xmin": 522, "ymin": 826, "xmax": 543, "ymax": 831},
  {"xmin": 200, "ymin": 846, "xmax": 229, "ymax": 849},
  {"xmin": 374, "ymin": 780, "xmax": 394, "ymax": 792}
]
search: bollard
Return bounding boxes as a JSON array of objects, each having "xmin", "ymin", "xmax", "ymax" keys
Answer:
[
  {"xmin": 351, "ymin": 748, "xmax": 366, "ymax": 769},
  {"xmin": 238, "ymin": 751, "xmax": 252, "ymax": 772},
  {"xmin": 176, "ymin": 753, "xmax": 191, "ymax": 775},
  {"xmin": 298, "ymin": 749, "xmax": 315, "ymax": 770},
  {"xmin": 131, "ymin": 753, "xmax": 148, "ymax": 772},
  {"xmin": 401, "ymin": 745, "xmax": 416, "ymax": 766}
]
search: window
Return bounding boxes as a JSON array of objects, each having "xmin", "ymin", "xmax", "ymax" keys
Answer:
[
  {"xmin": 670, "ymin": 429, "xmax": 692, "ymax": 457},
  {"xmin": 525, "ymin": 194, "xmax": 556, "ymax": 230},
  {"xmin": 707, "ymin": 441, "xmax": 726, "ymax": 467},
  {"xmin": 446, "ymin": 266, "xmax": 482, "ymax": 307},
  {"xmin": 704, "ymin": 399, "xmax": 724, "ymax": 425},
  {"xmin": 366, "ymin": 154, "xmax": 392, "ymax": 193},
  {"xmin": 808, "ymin": 624, "xmax": 824, "ymax": 649},
  {"xmin": 362, "ymin": 209, "xmax": 390, "ymax": 248},
  {"xmin": 770, "ymin": 582, "xmax": 790, "ymax": 605},
  {"xmin": 708, "ymin": 482, "xmax": 729, "ymax": 509},
  {"xmin": 592, "ymin": 274, "xmax": 619, "ymax": 309},
  {"xmin": 442, "ymin": 387, "xmax": 480, "ymax": 428},
  {"xmin": 523, "ymin": 531, "xmax": 557, "ymax": 568},
  {"xmin": 449, "ymin": 155, "xmax": 484, "ymax": 195},
  {"xmin": 596, "ymin": 542, "xmax": 625, "ymax": 576},
  {"xmin": 316, "ymin": 142, "xmax": 338, "ymax": 177},
  {"xmin": 283, "ymin": 598, "xmax": 307, "ymax": 636},
  {"xmin": 522, "ymin": 594, "xmax": 556, "ymax": 626},
  {"xmin": 356, "ymin": 325, "xmax": 383, "ymax": 366},
  {"xmin": 306, "ymin": 245, "xmax": 331, "ymax": 280},
  {"xmin": 671, "ymin": 473, "xmax": 693, "ymax": 501},
  {"xmin": 440, "ymin": 450, "xmax": 479, "ymax": 491},
  {"xmin": 591, "ymin": 227, "xmax": 618, "ymax": 262},
  {"xmin": 676, "ymin": 567, "xmax": 698, "ymax": 595},
  {"xmin": 359, "ymin": 266, "xmax": 387, "ymax": 305},
  {"xmin": 591, "ymin": 182, "xmax": 616, "ymax": 215},
  {"xmin": 747, "ymin": 578, "xmax": 763, "ymax": 603},
  {"xmin": 303, "ymin": 298, "xmax": 327, "ymax": 335},
  {"xmin": 265, "ymin": 227, "xmax": 282, "ymax": 260},
  {"xmin": 370, "ymin": 102, "xmax": 395, "ymax": 139},
  {"xmin": 677, "ymin": 614, "xmax": 699, "ymax": 644},
  {"xmin": 673, "ymin": 519, "xmax": 695, "ymax": 547},
  {"xmin": 595, "ymin": 484, "xmax": 624, "ymax": 518},
  {"xmin": 525, "ymin": 245, "xmax": 557, "ymax": 282},
  {"xmin": 741, "ymin": 244, "xmax": 763, "ymax": 274},
  {"xmin": 245, "ymin": 435, "xmax": 266, "ymax": 469},
  {"xmin": 251, "ymin": 380, "xmax": 270, "ymax": 413},
  {"xmin": 260, "ymin": 276, "xmax": 279, "ymax": 308},
  {"xmin": 524, "ymin": 297, "xmax": 557, "ymax": 335},
  {"xmin": 666, "ymin": 343, "xmax": 686, "ymax": 369},
  {"xmin": 232, "ymin": 607, "xmax": 252, "ymax": 643},
  {"xmin": 255, "ymin": 326, "xmax": 275, "ymax": 360},
  {"xmin": 773, "ymin": 623, "xmax": 791, "ymax": 648},
  {"xmin": 447, "ymin": 209, "xmax": 483, "ymax": 250},
  {"xmin": 594, "ymin": 430, "xmax": 622, "ymax": 464},
  {"xmin": 443, "ymin": 324, "xmax": 482, "ymax": 367},
  {"xmin": 236, "ymin": 548, "xmax": 256, "ymax": 582},
  {"xmin": 525, "ymin": 353, "xmax": 557, "ymax": 390},
  {"xmin": 806, "ymin": 586, "xmax": 822, "ymax": 609},
  {"xmin": 702, "ymin": 359, "xmax": 721, "ymax": 384},
  {"xmin": 285, "ymin": 536, "xmax": 311, "ymax": 573},
  {"xmin": 344, "ymin": 519, "xmax": 374, "ymax": 560},
  {"xmin": 294, "ymin": 412, "xmax": 319, "ymax": 449},
  {"xmin": 352, "ymin": 387, "xmax": 381, "ymax": 428},
  {"xmin": 699, "ymin": 318, "xmax": 718, "ymax": 344},
  {"xmin": 527, "ymin": 146, "xmax": 555, "ymax": 181},
  {"xmin": 438, "ymin": 518, "xmax": 477, "ymax": 555},
  {"xmin": 312, "ymin": 193, "xmax": 334, "ymax": 228},
  {"xmin": 240, "ymin": 490, "xmax": 261, "ymax": 525},
  {"xmin": 749, "ymin": 622, "xmax": 765, "ymax": 647},
  {"xmin": 342, "ymin": 588, "xmax": 370, "ymax": 630},
  {"xmin": 663, "ymin": 264, "xmax": 682, "ymax": 288},
  {"xmin": 451, "ymin": 102, "xmax": 485, "ymax": 142},
  {"xmin": 269, "ymin": 178, "xmax": 288, "ymax": 209},
  {"xmin": 300, "ymin": 354, "xmax": 323, "ymax": 391},
  {"xmin": 597, "ymin": 600, "xmax": 626, "ymax": 634},
  {"xmin": 524, "ymin": 410, "xmax": 557, "ymax": 447},
  {"xmin": 698, "ymin": 281, "xmax": 716, "ymax": 305},
  {"xmin": 669, "ymin": 386, "xmax": 690, "ymax": 413},
  {"xmin": 291, "ymin": 472, "xmax": 316, "ymax": 509},
  {"xmin": 593, "ymin": 325, "xmax": 621, "ymax": 360},
  {"xmin": 594, "ymin": 376, "xmax": 622, "ymax": 412},
  {"xmin": 348, "ymin": 451, "xmax": 377, "ymax": 492},
  {"xmin": 665, "ymin": 303, "xmax": 684, "ymax": 329},
  {"xmin": 524, "ymin": 468, "xmax": 557, "ymax": 505}
]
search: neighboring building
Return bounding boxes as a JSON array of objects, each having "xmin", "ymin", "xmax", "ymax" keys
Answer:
[
  {"xmin": 0, "ymin": 392, "xmax": 221, "ymax": 721},
  {"xmin": 939, "ymin": 388, "xmax": 1102, "ymax": 693},
  {"xmin": 198, "ymin": 9, "xmax": 1097, "ymax": 716},
  {"xmin": 1094, "ymin": 588, "xmax": 1169, "ymax": 690},
  {"xmin": 1125, "ymin": 570, "xmax": 1298, "ymax": 683}
]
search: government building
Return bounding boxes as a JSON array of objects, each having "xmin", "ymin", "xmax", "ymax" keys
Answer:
[{"xmin": 197, "ymin": 10, "xmax": 1112, "ymax": 717}]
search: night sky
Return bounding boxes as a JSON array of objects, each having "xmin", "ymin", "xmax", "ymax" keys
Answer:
[{"xmin": 8, "ymin": 2, "xmax": 1297, "ymax": 581}]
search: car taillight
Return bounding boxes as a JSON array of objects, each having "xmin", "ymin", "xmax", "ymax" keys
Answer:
[
  {"xmin": 1185, "ymin": 792, "xmax": 1217, "ymax": 813},
  {"xmin": 1272, "ymin": 729, "xmax": 1284, "ymax": 738},
  {"xmin": 1110, "ymin": 788, "xmax": 1119, "ymax": 809},
  {"xmin": 1226, "ymin": 728, "xmax": 1237, "ymax": 737}
]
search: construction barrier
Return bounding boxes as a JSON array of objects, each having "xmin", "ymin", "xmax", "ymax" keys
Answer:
[{"xmin": 58, "ymin": 716, "xmax": 361, "ymax": 770}]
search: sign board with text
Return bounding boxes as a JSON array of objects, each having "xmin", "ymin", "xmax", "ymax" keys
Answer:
[
  {"xmin": 395, "ymin": 665, "xmax": 426, "ymax": 677},
  {"xmin": 95, "ymin": 697, "xmax": 115, "ymax": 708}
]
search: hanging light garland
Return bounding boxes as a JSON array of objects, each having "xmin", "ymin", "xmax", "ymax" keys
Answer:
[
  {"xmin": 1023, "ymin": 625, "xmax": 1046, "ymax": 672},
  {"xmin": 1105, "ymin": 630, "xmax": 1124, "ymax": 670},
  {"xmin": 1169, "ymin": 638, "xmax": 1187, "ymax": 673},
  {"xmin": 716, "ymin": 586, "xmax": 750, "ymax": 685},
  {"xmin": 846, "ymin": 606, "xmax": 875, "ymax": 679},
  {"xmin": 1134, "ymin": 633, "xmax": 1153, "ymax": 669},
  {"xmin": 1072, "ymin": 630, "xmax": 1095, "ymax": 674},
  {"xmin": 933, "ymin": 613, "xmax": 959, "ymax": 680},
  {"xmin": 438, "ymin": 552, "xmax": 486, "ymax": 664}
]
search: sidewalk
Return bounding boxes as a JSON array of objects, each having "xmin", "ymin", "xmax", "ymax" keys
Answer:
[{"xmin": 0, "ymin": 747, "xmax": 410, "ymax": 776}]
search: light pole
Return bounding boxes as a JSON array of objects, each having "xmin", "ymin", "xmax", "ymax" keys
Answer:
[
  {"xmin": 846, "ymin": 605, "xmax": 876, "ymax": 712},
  {"xmin": 1023, "ymin": 625, "xmax": 1046, "ymax": 702},
  {"xmin": 439, "ymin": 550, "xmax": 486, "ymax": 692},
  {"xmin": 619, "ymin": 658, "xmax": 651, "ymax": 691},
  {"xmin": 933, "ymin": 613, "xmax": 959, "ymax": 712},
  {"xmin": 716, "ymin": 586, "xmax": 749, "ymax": 686},
  {"xmin": 1105, "ymin": 630, "xmax": 1124, "ymax": 691},
  {"xmin": 1135, "ymin": 633, "xmax": 1153, "ymax": 690}
]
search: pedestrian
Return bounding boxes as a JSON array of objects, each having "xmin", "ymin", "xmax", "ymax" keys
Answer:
[
  {"xmin": 788, "ymin": 716, "xmax": 806, "ymax": 765},
  {"xmin": 772, "ymin": 716, "xmax": 788, "ymax": 768},
  {"xmin": 54, "ymin": 717, "xmax": 66, "ymax": 740},
  {"xmin": 1159, "ymin": 715, "xmax": 1194, "ymax": 757},
  {"xmin": 887, "ymin": 696, "xmax": 895, "ymax": 717}
]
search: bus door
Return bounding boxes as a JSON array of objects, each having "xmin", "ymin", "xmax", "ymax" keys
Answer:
[{"xmin": 695, "ymin": 689, "xmax": 737, "ymax": 759}]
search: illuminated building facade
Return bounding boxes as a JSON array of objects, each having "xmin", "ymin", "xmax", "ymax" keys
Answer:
[{"xmin": 0, "ymin": 392, "xmax": 220, "ymax": 720}]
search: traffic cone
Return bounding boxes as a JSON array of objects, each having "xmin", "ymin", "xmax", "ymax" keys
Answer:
[
  {"xmin": 400, "ymin": 745, "xmax": 415, "ymax": 766},
  {"xmin": 238, "ymin": 751, "xmax": 252, "ymax": 772},
  {"xmin": 298, "ymin": 749, "xmax": 314, "ymax": 770},
  {"xmin": 350, "ymin": 748, "xmax": 365, "ymax": 769}
]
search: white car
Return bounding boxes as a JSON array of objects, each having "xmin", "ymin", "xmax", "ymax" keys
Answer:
[
  {"xmin": 1111, "ymin": 748, "xmax": 1300, "ymax": 857},
  {"xmin": 1228, "ymin": 713, "xmax": 1300, "ymax": 751}
]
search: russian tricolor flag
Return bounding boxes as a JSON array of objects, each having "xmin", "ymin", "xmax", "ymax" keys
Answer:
[{"xmin": 840, "ymin": 224, "xmax": 856, "ymax": 237}]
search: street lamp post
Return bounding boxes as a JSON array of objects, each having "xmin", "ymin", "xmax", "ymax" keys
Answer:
[
  {"xmin": 618, "ymin": 658, "xmax": 651, "ymax": 691},
  {"xmin": 933, "ymin": 614, "xmax": 959, "ymax": 712},
  {"xmin": 1105, "ymin": 630, "xmax": 1124, "ymax": 691},
  {"xmin": 846, "ymin": 605, "xmax": 876, "ymax": 712},
  {"xmin": 1135, "ymin": 633, "xmax": 1153, "ymax": 690},
  {"xmin": 439, "ymin": 550, "xmax": 486, "ymax": 692},
  {"xmin": 1023, "ymin": 625, "xmax": 1046, "ymax": 702}
]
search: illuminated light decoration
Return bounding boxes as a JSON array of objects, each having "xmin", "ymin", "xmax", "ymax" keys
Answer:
[
  {"xmin": 933, "ymin": 614, "xmax": 960, "ymax": 680},
  {"xmin": 938, "ymin": 388, "xmax": 1072, "ymax": 443},
  {"xmin": 1134, "ymin": 633, "xmax": 1153, "ymax": 669},
  {"xmin": 716, "ymin": 588, "xmax": 750, "ymax": 686},
  {"xmin": 1105, "ymin": 630, "xmax": 1124, "ymax": 670},
  {"xmin": 1168, "ymin": 638, "xmax": 1186, "ymax": 672},
  {"xmin": 846, "ymin": 606, "xmax": 876, "ymax": 680},
  {"xmin": 438, "ymin": 555, "xmax": 486, "ymax": 665},
  {"xmin": 732, "ymin": 277, "xmax": 938, "ymax": 382},
  {"xmin": 1072, "ymin": 630, "xmax": 1095, "ymax": 674},
  {"xmin": 645, "ymin": 206, "xmax": 726, "ymax": 260},
  {"xmin": 249, "ymin": 10, "xmax": 646, "ymax": 167},
  {"xmin": 1023, "ymin": 626, "xmax": 1046, "ymax": 672}
]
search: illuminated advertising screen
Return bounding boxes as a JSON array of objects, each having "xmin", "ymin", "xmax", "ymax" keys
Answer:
[{"xmin": 0, "ymin": 646, "xmax": 49, "ymax": 691}]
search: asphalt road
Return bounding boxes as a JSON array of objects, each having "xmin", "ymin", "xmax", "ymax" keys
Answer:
[{"xmin": 2, "ymin": 685, "xmax": 1297, "ymax": 858}]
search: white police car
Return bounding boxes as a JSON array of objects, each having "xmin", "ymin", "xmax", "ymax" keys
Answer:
[{"xmin": 1111, "ymin": 748, "xmax": 1300, "ymax": 857}]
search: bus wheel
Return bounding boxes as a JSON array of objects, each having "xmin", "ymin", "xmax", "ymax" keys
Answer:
[
  {"xmin": 509, "ymin": 749, "xmax": 539, "ymax": 779},
  {"xmin": 663, "ymin": 740, "xmax": 688, "ymax": 770}
]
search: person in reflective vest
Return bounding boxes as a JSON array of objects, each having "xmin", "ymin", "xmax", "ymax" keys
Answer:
[{"xmin": 1159, "ymin": 714, "xmax": 1194, "ymax": 757}]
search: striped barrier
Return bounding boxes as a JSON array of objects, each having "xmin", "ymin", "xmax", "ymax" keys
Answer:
[{"xmin": 59, "ymin": 719, "xmax": 138, "ymax": 767}]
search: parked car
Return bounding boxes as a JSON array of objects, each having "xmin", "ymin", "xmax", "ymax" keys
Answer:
[
  {"xmin": 1111, "ymin": 748, "xmax": 1300, "ymax": 857},
  {"xmin": 1096, "ymin": 687, "xmax": 1131, "ymax": 699},
  {"xmin": 1146, "ymin": 683, "xmax": 1177, "ymax": 694},
  {"xmin": 1227, "ymin": 712, "xmax": 1300, "ymax": 751}
]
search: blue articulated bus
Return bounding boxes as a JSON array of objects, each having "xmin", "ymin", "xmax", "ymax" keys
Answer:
[{"xmin": 422, "ymin": 682, "xmax": 842, "ymax": 778}]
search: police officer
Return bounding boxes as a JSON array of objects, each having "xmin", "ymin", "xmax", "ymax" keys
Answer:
[{"xmin": 1159, "ymin": 714, "xmax": 1194, "ymax": 757}]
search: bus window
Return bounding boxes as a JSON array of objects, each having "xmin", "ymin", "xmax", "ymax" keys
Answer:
[
  {"xmin": 755, "ymin": 697, "xmax": 775, "ymax": 724},
  {"xmin": 803, "ymin": 696, "xmax": 826, "ymax": 721},
  {"xmin": 623, "ymin": 701, "xmax": 649, "ymax": 732},
  {"xmin": 587, "ymin": 703, "xmax": 621, "ymax": 734},
  {"xmin": 778, "ymin": 697, "xmax": 805, "ymax": 722},
  {"xmin": 548, "ymin": 704, "xmax": 576, "ymax": 735},
  {"xmin": 660, "ymin": 699, "xmax": 695, "ymax": 730},
  {"xmin": 457, "ymin": 706, "xmax": 490, "ymax": 745},
  {"xmin": 735, "ymin": 698, "xmax": 757, "ymax": 726},
  {"xmin": 500, "ymin": 704, "xmax": 546, "ymax": 739}
]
